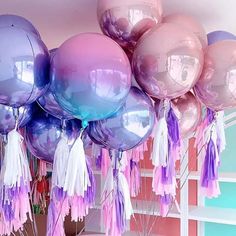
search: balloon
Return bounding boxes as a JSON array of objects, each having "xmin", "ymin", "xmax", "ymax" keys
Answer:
[
  {"xmin": 132, "ymin": 23, "xmax": 204, "ymax": 100},
  {"xmin": 194, "ymin": 40, "xmax": 236, "ymax": 111},
  {"xmin": 171, "ymin": 92, "xmax": 201, "ymax": 138},
  {"xmin": 97, "ymin": 0, "xmax": 162, "ymax": 49},
  {"xmin": 38, "ymin": 49, "xmax": 74, "ymax": 120},
  {"xmin": 51, "ymin": 33, "xmax": 131, "ymax": 126},
  {"xmin": 25, "ymin": 111, "xmax": 81, "ymax": 163},
  {"xmin": 164, "ymin": 13, "xmax": 207, "ymax": 48},
  {"xmin": 0, "ymin": 14, "xmax": 40, "ymax": 38},
  {"xmin": 0, "ymin": 104, "xmax": 32, "ymax": 135},
  {"xmin": 88, "ymin": 86, "xmax": 155, "ymax": 151},
  {"xmin": 0, "ymin": 27, "xmax": 50, "ymax": 108},
  {"xmin": 207, "ymin": 31, "xmax": 236, "ymax": 45}
]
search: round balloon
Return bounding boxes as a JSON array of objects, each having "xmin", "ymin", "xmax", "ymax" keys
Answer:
[
  {"xmin": 0, "ymin": 104, "xmax": 32, "ymax": 135},
  {"xmin": 51, "ymin": 33, "xmax": 131, "ymax": 126},
  {"xmin": 164, "ymin": 13, "xmax": 207, "ymax": 48},
  {"xmin": 194, "ymin": 40, "xmax": 236, "ymax": 111},
  {"xmin": 88, "ymin": 86, "xmax": 155, "ymax": 151},
  {"xmin": 207, "ymin": 31, "xmax": 236, "ymax": 45},
  {"xmin": 0, "ymin": 27, "xmax": 50, "ymax": 108},
  {"xmin": 38, "ymin": 49, "xmax": 74, "ymax": 120},
  {"xmin": 0, "ymin": 14, "xmax": 40, "ymax": 38},
  {"xmin": 97, "ymin": 0, "xmax": 163, "ymax": 49},
  {"xmin": 132, "ymin": 23, "xmax": 204, "ymax": 100},
  {"xmin": 25, "ymin": 111, "xmax": 81, "ymax": 163},
  {"xmin": 171, "ymin": 92, "xmax": 201, "ymax": 138}
]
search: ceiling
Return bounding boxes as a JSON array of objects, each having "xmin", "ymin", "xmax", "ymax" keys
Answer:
[{"xmin": 0, "ymin": 0, "xmax": 235, "ymax": 49}]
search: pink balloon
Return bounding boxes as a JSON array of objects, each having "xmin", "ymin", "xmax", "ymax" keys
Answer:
[
  {"xmin": 194, "ymin": 40, "xmax": 236, "ymax": 111},
  {"xmin": 133, "ymin": 23, "xmax": 204, "ymax": 99},
  {"xmin": 171, "ymin": 92, "xmax": 202, "ymax": 138},
  {"xmin": 97, "ymin": 0, "xmax": 162, "ymax": 50},
  {"xmin": 164, "ymin": 13, "xmax": 207, "ymax": 49}
]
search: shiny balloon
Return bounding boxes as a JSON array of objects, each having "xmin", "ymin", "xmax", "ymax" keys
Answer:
[
  {"xmin": 194, "ymin": 40, "xmax": 236, "ymax": 111},
  {"xmin": 164, "ymin": 13, "xmax": 207, "ymax": 48},
  {"xmin": 0, "ymin": 27, "xmax": 50, "ymax": 108},
  {"xmin": 38, "ymin": 49, "xmax": 74, "ymax": 120},
  {"xmin": 88, "ymin": 86, "xmax": 155, "ymax": 151},
  {"xmin": 132, "ymin": 23, "xmax": 204, "ymax": 100},
  {"xmin": 0, "ymin": 104, "xmax": 32, "ymax": 135},
  {"xmin": 51, "ymin": 33, "xmax": 131, "ymax": 126},
  {"xmin": 207, "ymin": 30, "xmax": 236, "ymax": 45},
  {"xmin": 0, "ymin": 14, "xmax": 40, "ymax": 38},
  {"xmin": 171, "ymin": 92, "xmax": 201, "ymax": 138},
  {"xmin": 25, "ymin": 112, "xmax": 81, "ymax": 163},
  {"xmin": 97, "ymin": 0, "xmax": 163, "ymax": 50}
]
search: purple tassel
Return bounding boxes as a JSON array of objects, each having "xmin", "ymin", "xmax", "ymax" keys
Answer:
[
  {"xmin": 207, "ymin": 108, "xmax": 215, "ymax": 124},
  {"xmin": 95, "ymin": 149, "xmax": 102, "ymax": 169},
  {"xmin": 201, "ymin": 137, "xmax": 218, "ymax": 187},
  {"xmin": 167, "ymin": 106, "xmax": 180, "ymax": 147}
]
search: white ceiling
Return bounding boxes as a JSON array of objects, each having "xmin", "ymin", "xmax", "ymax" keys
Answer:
[{"xmin": 0, "ymin": 0, "xmax": 235, "ymax": 49}]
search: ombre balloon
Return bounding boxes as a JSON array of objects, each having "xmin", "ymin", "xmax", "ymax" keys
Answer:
[
  {"xmin": 0, "ymin": 14, "xmax": 40, "ymax": 38},
  {"xmin": 164, "ymin": 13, "xmax": 207, "ymax": 48},
  {"xmin": 97, "ymin": 0, "xmax": 162, "ymax": 49},
  {"xmin": 0, "ymin": 27, "xmax": 50, "ymax": 108},
  {"xmin": 88, "ymin": 87, "xmax": 155, "ymax": 151},
  {"xmin": 38, "ymin": 48, "xmax": 74, "ymax": 120},
  {"xmin": 51, "ymin": 33, "xmax": 131, "ymax": 126},
  {"xmin": 132, "ymin": 23, "xmax": 204, "ymax": 100},
  {"xmin": 171, "ymin": 92, "xmax": 201, "ymax": 138},
  {"xmin": 207, "ymin": 30, "xmax": 236, "ymax": 45},
  {"xmin": 25, "ymin": 111, "xmax": 81, "ymax": 163},
  {"xmin": 194, "ymin": 40, "xmax": 236, "ymax": 111},
  {"xmin": 0, "ymin": 104, "xmax": 32, "ymax": 135}
]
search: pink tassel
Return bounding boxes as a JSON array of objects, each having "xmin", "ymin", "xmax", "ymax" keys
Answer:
[
  {"xmin": 101, "ymin": 148, "xmax": 111, "ymax": 177},
  {"xmin": 129, "ymin": 160, "xmax": 141, "ymax": 197}
]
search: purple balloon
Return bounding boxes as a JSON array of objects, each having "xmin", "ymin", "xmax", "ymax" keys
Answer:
[
  {"xmin": 24, "ymin": 111, "xmax": 81, "ymax": 163},
  {"xmin": 37, "ymin": 48, "xmax": 74, "ymax": 120},
  {"xmin": 0, "ymin": 14, "xmax": 40, "ymax": 38},
  {"xmin": 88, "ymin": 86, "xmax": 155, "ymax": 151},
  {"xmin": 0, "ymin": 104, "xmax": 32, "ymax": 135},
  {"xmin": 0, "ymin": 27, "xmax": 50, "ymax": 108},
  {"xmin": 207, "ymin": 31, "xmax": 236, "ymax": 45},
  {"xmin": 50, "ymin": 33, "xmax": 131, "ymax": 126}
]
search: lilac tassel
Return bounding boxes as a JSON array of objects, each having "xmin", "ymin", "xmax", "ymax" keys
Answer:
[{"xmin": 129, "ymin": 160, "xmax": 140, "ymax": 197}]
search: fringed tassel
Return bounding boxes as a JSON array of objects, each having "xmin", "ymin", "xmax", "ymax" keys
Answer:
[
  {"xmin": 152, "ymin": 100, "xmax": 180, "ymax": 217},
  {"xmin": 102, "ymin": 152, "xmax": 133, "ymax": 236},
  {"xmin": 129, "ymin": 160, "xmax": 140, "ymax": 197},
  {"xmin": 0, "ymin": 129, "xmax": 32, "ymax": 235}
]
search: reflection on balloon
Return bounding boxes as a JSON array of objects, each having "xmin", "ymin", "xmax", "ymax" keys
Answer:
[
  {"xmin": 0, "ymin": 14, "xmax": 41, "ymax": 38},
  {"xmin": 207, "ymin": 30, "xmax": 236, "ymax": 45},
  {"xmin": 0, "ymin": 27, "xmax": 50, "ymax": 108},
  {"xmin": 132, "ymin": 23, "xmax": 204, "ymax": 100},
  {"xmin": 97, "ymin": 0, "xmax": 163, "ymax": 49},
  {"xmin": 164, "ymin": 13, "xmax": 207, "ymax": 48},
  {"xmin": 88, "ymin": 86, "xmax": 155, "ymax": 151},
  {"xmin": 171, "ymin": 92, "xmax": 201, "ymax": 138},
  {"xmin": 51, "ymin": 33, "xmax": 131, "ymax": 125},
  {"xmin": 194, "ymin": 40, "xmax": 236, "ymax": 111},
  {"xmin": 0, "ymin": 104, "xmax": 32, "ymax": 135},
  {"xmin": 25, "ymin": 111, "xmax": 81, "ymax": 163}
]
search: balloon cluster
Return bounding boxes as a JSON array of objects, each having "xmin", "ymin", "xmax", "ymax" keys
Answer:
[{"xmin": 0, "ymin": 1, "xmax": 235, "ymax": 235}]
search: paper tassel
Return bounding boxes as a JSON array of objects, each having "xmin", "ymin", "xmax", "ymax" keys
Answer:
[
  {"xmin": 102, "ymin": 153, "xmax": 133, "ymax": 236},
  {"xmin": 0, "ymin": 129, "xmax": 32, "ymax": 235},
  {"xmin": 151, "ymin": 100, "xmax": 180, "ymax": 217},
  {"xmin": 129, "ymin": 160, "xmax": 141, "ymax": 197}
]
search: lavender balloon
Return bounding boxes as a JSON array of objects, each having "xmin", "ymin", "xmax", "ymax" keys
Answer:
[
  {"xmin": 0, "ymin": 104, "xmax": 32, "ymax": 135},
  {"xmin": 207, "ymin": 31, "xmax": 236, "ymax": 45},
  {"xmin": 0, "ymin": 27, "xmax": 50, "ymax": 108},
  {"xmin": 88, "ymin": 87, "xmax": 155, "ymax": 151},
  {"xmin": 50, "ymin": 33, "xmax": 131, "ymax": 127},
  {"xmin": 25, "ymin": 110, "xmax": 81, "ymax": 163},
  {"xmin": 0, "ymin": 14, "xmax": 40, "ymax": 38}
]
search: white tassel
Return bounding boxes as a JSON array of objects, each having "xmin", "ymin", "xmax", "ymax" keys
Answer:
[
  {"xmin": 152, "ymin": 100, "xmax": 169, "ymax": 167},
  {"xmin": 0, "ymin": 129, "xmax": 31, "ymax": 187},
  {"xmin": 52, "ymin": 135, "xmax": 70, "ymax": 189},
  {"xmin": 216, "ymin": 111, "xmax": 226, "ymax": 153},
  {"xmin": 63, "ymin": 132, "xmax": 90, "ymax": 197}
]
